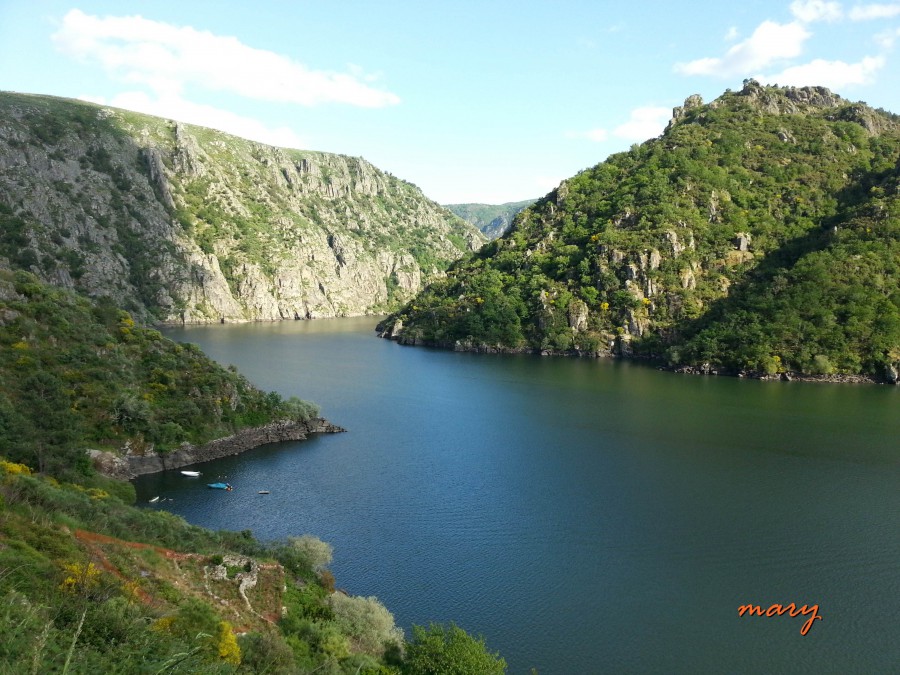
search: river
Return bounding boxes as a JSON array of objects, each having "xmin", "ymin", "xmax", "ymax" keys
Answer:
[{"xmin": 135, "ymin": 317, "xmax": 900, "ymax": 673}]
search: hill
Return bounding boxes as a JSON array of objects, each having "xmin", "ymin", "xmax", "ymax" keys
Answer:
[
  {"xmin": 0, "ymin": 92, "xmax": 485, "ymax": 323},
  {"xmin": 380, "ymin": 82, "xmax": 900, "ymax": 381},
  {"xmin": 0, "ymin": 268, "xmax": 321, "ymax": 478},
  {"xmin": 444, "ymin": 199, "xmax": 536, "ymax": 239},
  {"xmin": 0, "ymin": 271, "xmax": 506, "ymax": 673}
]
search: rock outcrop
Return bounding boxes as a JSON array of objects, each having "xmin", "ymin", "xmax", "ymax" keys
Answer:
[
  {"xmin": 0, "ymin": 92, "xmax": 485, "ymax": 322},
  {"xmin": 89, "ymin": 418, "xmax": 345, "ymax": 479}
]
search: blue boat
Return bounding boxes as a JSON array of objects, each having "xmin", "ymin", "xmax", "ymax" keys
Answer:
[{"xmin": 207, "ymin": 483, "xmax": 233, "ymax": 491}]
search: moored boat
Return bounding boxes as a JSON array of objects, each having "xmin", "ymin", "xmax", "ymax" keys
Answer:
[
  {"xmin": 207, "ymin": 483, "xmax": 233, "ymax": 491},
  {"xmin": 181, "ymin": 470, "xmax": 201, "ymax": 477},
  {"xmin": 149, "ymin": 496, "xmax": 160, "ymax": 503}
]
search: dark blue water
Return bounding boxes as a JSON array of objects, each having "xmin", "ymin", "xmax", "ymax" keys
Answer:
[{"xmin": 136, "ymin": 318, "xmax": 900, "ymax": 674}]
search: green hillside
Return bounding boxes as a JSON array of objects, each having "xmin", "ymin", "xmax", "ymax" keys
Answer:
[
  {"xmin": 381, "ymin": 82, "xmax": 900, "ymax": 380},
  {"xmin": 0, "ymin": 271, "xmax": 506, "ymax": 673},
  {"xmin": 0, "ymin": 268, "xmax": 318, "ymax": 479}
]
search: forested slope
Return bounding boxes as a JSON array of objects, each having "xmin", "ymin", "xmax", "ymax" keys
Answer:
[{"xmin": 382, "ymin": 82, "xmax": 900, "ymax": 380}]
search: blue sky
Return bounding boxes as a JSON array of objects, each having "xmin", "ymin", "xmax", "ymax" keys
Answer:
[{"xmin": 1, "ymin": 1, "xmax": 899, "ymax": 204}]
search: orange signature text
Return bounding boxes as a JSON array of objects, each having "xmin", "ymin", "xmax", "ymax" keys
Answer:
[{"xmin": 738, "ymin": 603, "xmax": 823, "ymax": 636}]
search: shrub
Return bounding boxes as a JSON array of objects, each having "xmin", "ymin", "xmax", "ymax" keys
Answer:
[
  {"xmin": 327, "ymin": 593, "xmax": 404, "ymax": 656},
  {"xmin": 811, "ymin": 354, "xmax": 835, "ymax": 375},
  {"xmin": 402, "ymin": 623, "xmax": 506, "ymax": 675},
  {"xmin": 287, "ymin": 535, "xmax": 333, "ymax": 573},
  {"xmin": 216, "ymin": 621, "xmax": 241, "ymax": 665},
  {"xmin": 282, "ymin": 396, "xmax": 320, "ymax": 422}
]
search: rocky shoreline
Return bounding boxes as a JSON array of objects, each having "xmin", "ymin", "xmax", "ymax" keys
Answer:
[
  {"xmin": 88, "ymin": 418, "xmax": 346, "ymax": 480},
  {"xmin": 378, "ymin": 326, "xmax": 898, "ymax": 385},
  {"xmin": 668, "ymin": 364, "xmax": 884, "ymax": 384}
]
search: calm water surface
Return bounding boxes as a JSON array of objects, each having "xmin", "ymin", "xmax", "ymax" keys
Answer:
[{"xmin": 136, "ymin": 318, "xmax": 900, "ymax": 674}]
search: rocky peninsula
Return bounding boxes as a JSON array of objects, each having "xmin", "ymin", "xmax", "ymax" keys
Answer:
[{"xmin": 89, "ymin": 417, "xmax": 346, "ymax": 479}]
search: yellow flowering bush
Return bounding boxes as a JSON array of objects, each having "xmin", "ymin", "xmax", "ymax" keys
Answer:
[
  {"xmin": 60, "ymin": 561, "xmax": 102, "ymax": 594},
  {"xmin": 151, "ymin": 616, "xmax": 176, "ymax": 632},
  {"xmin": 217, "ymin": 621, "xmax": 241, "ymax": 665},
  {"xmin": 0, "ymin": 460, "xmax": 32, "ymax": 476}
]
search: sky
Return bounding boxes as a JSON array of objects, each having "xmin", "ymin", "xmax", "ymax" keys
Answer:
[{"xmin": 1, "ymin": 1, "xmax": 899, "ymax": 204}]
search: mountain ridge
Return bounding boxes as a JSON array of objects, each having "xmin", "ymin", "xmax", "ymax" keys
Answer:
[{"xmin": 0, "ymin": 91, "xmax": 485, "ymax": 323}]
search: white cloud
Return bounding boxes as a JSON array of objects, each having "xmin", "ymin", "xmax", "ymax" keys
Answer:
[
  {"xmin": 849, "ymin": 3, "xmax": 900, "ymax": 20},
  {"xmin": 763, "ymin": 55, "xmax": 885, "ymax": 88},
  {"xmin": 875, "ymin": 26, "xmax": 900, "ymax": 48},
  {"xmin": 53, "ymin": 9, "xmax": 400, "ymax": 108},
  {"xmin": 724, "ymin": 26, "xmax": 740, "ymax": 41},
  {"xmin": 613, "ymin": 106, "xmax": 671, "ymax": 142},
  {"xmin": 674, "ymin": 21, "xmax": 811, "ymax": 77},
  {"xmin": 81, "ymin": 91, "xmax": 307, "ymax": 148},
  {"xmin": 790, "ymin": 0, "xmax": 844, "ymax": 23}
]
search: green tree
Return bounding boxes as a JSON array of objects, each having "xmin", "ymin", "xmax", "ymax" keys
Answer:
[{"xmin": 402, "ymin": 623, "xmax": 506, "ymax": 675}]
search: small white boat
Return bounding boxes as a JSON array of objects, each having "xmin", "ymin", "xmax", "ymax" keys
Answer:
[
  {"xmin": 180, "ymin": 470, "xmax": 201, "ymax": 477},
  {"xmin": 149, "ymin": 496, "xmax": 160, "ymax": 503},
  {"xmin": 258, "ymin": 490, "xmax": 270, "ymax": 495}
]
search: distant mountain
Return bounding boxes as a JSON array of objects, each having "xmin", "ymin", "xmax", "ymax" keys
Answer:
[
  {"xmin": 381, "ymin": 82, "xmax": 900, "ymax": 381},
  {"xmin": 0, "ymin": 92, "xmax": 485, "ymax": 322},
  {"xmin": 444, "ymin": 199, "xmax": 535, "ymax": 239}
]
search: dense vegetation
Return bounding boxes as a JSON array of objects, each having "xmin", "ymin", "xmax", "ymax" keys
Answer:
[
  {"xmin": 444, "ymin": 199, "xmax": 536, "ymax": 239},
  {"xmin": 0, "ymin": 269, "xmax": 318, "ymax": 479},
  {"xmin": 383, "ymin": 82, "xmax": 900, "ymax": 379},
  {"xmin": 0, "ymin": 272, "xmax": 506, "ymax": 672}
]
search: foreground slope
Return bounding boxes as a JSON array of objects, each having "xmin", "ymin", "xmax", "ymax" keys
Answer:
[
  {"xmin": 382, "ymin": 82, "xmax": 900, "ymax": 379},
  {"xmin": 0, "ymin": 460, "xmax": 434, "ymax": 674},
  {"xmin": 0, "ymin": 92, "xmax": 484, "ymax": 322}
]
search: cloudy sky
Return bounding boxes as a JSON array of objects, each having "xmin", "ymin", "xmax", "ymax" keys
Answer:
[{"xmin": 1, "ymin": 1, "xmax": 898, "ymax": 203}]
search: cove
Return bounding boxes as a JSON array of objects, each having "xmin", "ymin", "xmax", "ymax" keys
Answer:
[{"xmin": 135, "ymin": 317, "xmax": 900, "ymax": 673}]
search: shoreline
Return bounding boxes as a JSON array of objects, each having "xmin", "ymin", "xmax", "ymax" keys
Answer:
[
  {"xmin": 378, "ymin": 330, "xmax": 893, "ymax": 386},
  {"xmin": 89, "ymin": 417, "xmax": 346, "ymax": 480}
]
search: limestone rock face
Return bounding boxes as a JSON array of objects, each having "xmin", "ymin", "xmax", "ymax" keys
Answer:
[
  {"xmin": 0, "ymin": 93, "xmax": 485, "ymax": 322},
  {"xmin": 668, "ymin": 94, "xmax": 704, "ymax": 130},
  {"xmin": 567, "ymin": 299, "xmax": 588, "ymax": 333}
]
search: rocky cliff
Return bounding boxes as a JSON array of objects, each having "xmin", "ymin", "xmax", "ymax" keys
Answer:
[
  {"xmin": 0, "ymin": 92, "xmax": 484, "ymax": 322},
  {"xmin": 89, "ymin": 418, "xmax": 345, "ymax": 478}
]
